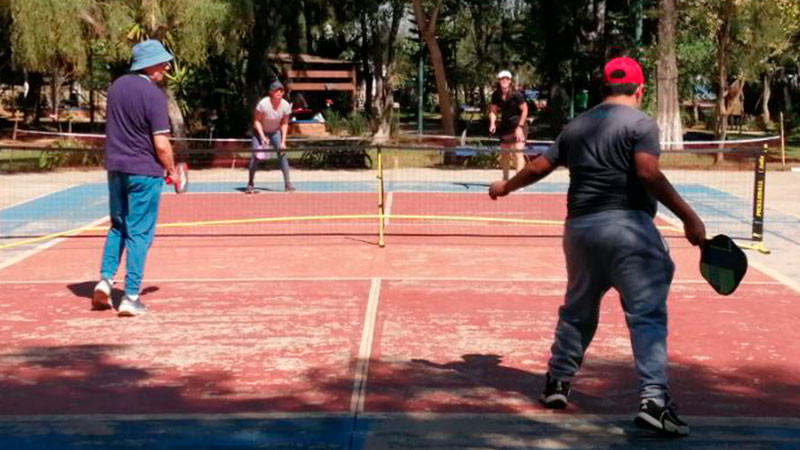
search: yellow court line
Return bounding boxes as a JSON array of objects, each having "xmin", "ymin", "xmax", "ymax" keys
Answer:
[
  {"xmin": 1, "ymin": 214, "xmax": 683, "ymax": 251},
  {"xmin": 0, "ymin": 222, "xmax": 104, "ymax": 250}
]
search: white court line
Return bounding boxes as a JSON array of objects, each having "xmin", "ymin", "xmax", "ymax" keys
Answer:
[
  {"xmin": 0, "ymin": 412, "xmax": 345, "ymax": 421},
  {"xmin": 658, "ymin": 212, "xmax": 800, "ymax": 295},
  {"xmin": 350, "ymin": 277, "xmax": 381, "ymax": 414},
  {"xmin": 0, "ymin": 411, "xmax": 797, "ymax": 427},
  {"xmin": 384, "ymin": 192, "xmax": 393, "ymax": 225},
  {"xmin": 749, "ymin": 259, "xmax": 800, "ymax": 295},
  {"xmin": 0, "ymin": 277, "xmax": 784, "ymax": 286},
  {"xmin": 0, "ymin": 216, "xmax": 108, "ymax": 272},
  {"xmin": 0, "ymin": 185, "xmax": 81, "ymax": 213}
]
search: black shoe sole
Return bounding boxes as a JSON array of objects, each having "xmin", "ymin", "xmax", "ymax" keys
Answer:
[
  {"xmin": 634, "ymin": 415, "xmax": 689, "ymax": 437},
  {"xmin": 540, "ymin": 394, "xmax": 568, "ymax": 409}
]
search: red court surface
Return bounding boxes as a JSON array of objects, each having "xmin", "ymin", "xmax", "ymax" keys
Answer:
[{"xmin": 1, "ymin": 194, "xmax": 799, "ymax": 448}]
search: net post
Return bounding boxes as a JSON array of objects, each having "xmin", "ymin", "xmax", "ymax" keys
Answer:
[
  {"xmin": 748, "ymin": 145, "xmax": 770, "ymax": 254},
  {"xmin": 376, "ymin": 145, "xmax": 386, "ymax": 248}
]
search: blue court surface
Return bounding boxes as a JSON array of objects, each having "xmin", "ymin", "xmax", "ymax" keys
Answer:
[
  {"xmin": 1, "ymin": 414, "xmax": 799, "ymax": 449},
  {"xmin": 0, "ymin": 180, "xmax": 779, "ymax": 240}
]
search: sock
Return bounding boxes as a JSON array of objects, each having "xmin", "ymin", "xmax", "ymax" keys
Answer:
[
  {"xmin": 127, "ymin": 294, "xmax": 139, "ymax": 301},
  {"xmin": 643, "ymin": 397, "xmax": 666, "ymax": 407}
]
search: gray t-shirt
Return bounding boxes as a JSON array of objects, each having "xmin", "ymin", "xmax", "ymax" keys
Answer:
[
  {"xmin": 255, "ymin": 97, "xmax": 292, "ymax": 133},
  {"xmin": 543, "ymin": 103, "xmax": 661, "ymax": 219}
]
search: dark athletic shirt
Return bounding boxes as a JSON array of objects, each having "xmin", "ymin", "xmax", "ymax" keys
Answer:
[
  {"xmin": 490, "ymin": 89, "xmax": 525, "ymax": 135},
  {"xmin": 543, "ymin": 103, "xmax": 661, "ymax": 219},
  {"xmin": 104, "ymin": 74, "xmax": 171, "ymax": 177}
]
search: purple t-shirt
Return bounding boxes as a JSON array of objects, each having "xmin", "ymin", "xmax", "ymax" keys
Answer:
[{"xmin": 104, "ymin": 74, "xmax": 171, "ymax": 177}]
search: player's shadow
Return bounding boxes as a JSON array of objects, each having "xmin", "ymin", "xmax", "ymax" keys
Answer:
[
  {"xmin": 67, "ymin": 282, "xmax": 159, "ymax": 310},
  {"xmin": 405, "ymin": 353, "xmax": 545, "ymax": 405},
  {"xmin": 233, "ymin": 186, "xmax": 280, "ymax": 193}
]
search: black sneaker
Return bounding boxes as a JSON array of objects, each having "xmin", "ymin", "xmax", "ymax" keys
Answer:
[
  {"xmin": 634, "ymin": 395, "xmax": 690, "ymax": 437},
  {"xmin": 540, "ymin": 373, "xmax": 570, "ymax": 409}
]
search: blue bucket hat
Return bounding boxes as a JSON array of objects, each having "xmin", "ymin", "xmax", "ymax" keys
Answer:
[
  {"xmin": 269, "ymin": 80, "xmax": 285, "ymax": 92},
  {"xmin": 130, "ymin": 40, "xmax": 174, "ymax": 72}
]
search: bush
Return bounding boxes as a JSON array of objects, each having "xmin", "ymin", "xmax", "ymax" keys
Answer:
[
  {"xmin": 38, "ymin": 139, "xmax": 103, "ymax": 170},
  {"xmin": 323, "ymin": 110, "xmax": 371, "ymax": 137},
  {"xmin": 346, "ymin": 113, "xmax": 369, "ymax": 136},
  {"xmin": 463, "ymin": 147, "xmax": 500, "ymax": 169},
  {"xmin": 323, "ymin": 110, "xmax": 346, "ymax": 135}
]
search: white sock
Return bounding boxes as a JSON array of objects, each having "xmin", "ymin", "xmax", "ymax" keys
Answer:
[{"xmin": 127, "ymin": 294, "xmax": 139, "ymax": 301}]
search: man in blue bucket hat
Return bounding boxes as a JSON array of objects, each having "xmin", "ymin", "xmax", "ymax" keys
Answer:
[{"xmin": 92, "ymin": 39, "xmax": 177, "ymax": 317}]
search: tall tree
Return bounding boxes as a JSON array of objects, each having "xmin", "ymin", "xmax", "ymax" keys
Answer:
[
  {"xmin": 461, "ymin": 0, "xmax": 503, "ymax": 111},
  {"xmin": 371, "ymin": 0, "xmax": 405, "ymax": 138},
  {"xmin": 736, "ymin": 0, "xmax": 800, "ymax": 126},
  {"xmin": 656, "ymin": 0, "xmax": 683, "ymax": 149},
  {"xmin": 10, "ymin": 0, "xmax": 93, "ymax": 121},
  {"xmin": 411, "ymin": 0, "xmax": 456, "ymax": 136},
  {"xmin": 94, "ymin": 0, "xmax": 236, "ymax": 137},
  {"xmin": 714, "ymin": 0, "xmax": 735, "ymax": 162},
  {"xmin": 0, "ymin": 2, "xmax": 14, "ymax": 108}
]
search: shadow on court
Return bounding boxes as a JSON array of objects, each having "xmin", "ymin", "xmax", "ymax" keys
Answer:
[
  {"xmin": 67, "ymin": 282, "xmax": 160, "ymax": 309},
  {"xmin": 1, "ymin": 346, "xmax": 798, "ymax": 448}
]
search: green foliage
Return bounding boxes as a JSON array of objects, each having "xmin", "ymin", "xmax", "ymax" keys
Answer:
[
  {"xmin": 10, "ymin": 0, "xmax": 92, "ymax": 75},
  {"xmin": 323, "ymin": 109, "xmax": 346, "ymax": 135},
  {"xmin": 36, "ymin": 139, "xmax": 103, "ymax": 170},
  {"xmin": 462, "ymin": 147, "xmax": 500, "ymax": 169},
  {"xmin": 346, "ymin": 113, "xmax": 369, "ymax": 136}
]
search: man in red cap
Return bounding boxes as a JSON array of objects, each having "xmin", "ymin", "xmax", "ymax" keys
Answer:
[{"xmin": 489, "ymin": 57, "xmax": 706, "ymax": 437}]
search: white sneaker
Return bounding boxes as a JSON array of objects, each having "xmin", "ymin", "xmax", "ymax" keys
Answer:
[
  {"xmin": 92, "ymin": 279, "xmax": 113, "ymax": 310},
  {"xmin": 118, "ymin": 296, "xmax": 147, "ymax": 317}
]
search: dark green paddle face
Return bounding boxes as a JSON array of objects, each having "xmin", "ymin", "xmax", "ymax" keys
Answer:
[{"xmin": 700, "ymin": 234, "xmax": 748, "ymax": 295}]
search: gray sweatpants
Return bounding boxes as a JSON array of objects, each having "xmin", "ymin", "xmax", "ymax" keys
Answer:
[{"xmin": 548, "ymin": 209, "xmax": 675, "ymax": 399}]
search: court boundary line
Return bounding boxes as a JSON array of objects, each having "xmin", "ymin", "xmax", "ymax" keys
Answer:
[
  {"xmin": 0, "ymin": 411, "xmax": 797, "ymax": 426},
  {"xmin": 350, "ymin": 277, "xmax": 381, "ymax": 415},
  {"xmin": 0, "ymin": 277, "xmax": 785, "ymax": 286},
  {"xmin": 657, "ymin": 212, "xmax": 800, "ymax": 294},
  {"xmin": 0, "ymin": 216, "xmax": 108, "ymax": 271},
  {"xmin": 748, "ymin": 259, "xmax": 800, "ymax": 294},
  {"xmin": 0, "ymin": 184, "xmax": 81, "ymax": 213}
]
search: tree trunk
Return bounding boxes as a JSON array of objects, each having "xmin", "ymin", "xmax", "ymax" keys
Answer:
[
  {"xmin": 411, "ymin": 0, "xmax": 455, "ymax": 137},
  {"xmin": 549, "ymin": 83, "xmax": 569, "ymax": 130},
  {"xmin": 762, "ymin": 73, "xmax": 771, "ymax": 126},
  {"xmin": 89, "ymin": 45, "xmax": 95, "ymax": 125},
  {"xmin": 166, "ymin": 88, "xmax": 186, "ymax": 147},
  {"xmin": 303, "ymin": 0, "xmax": 314, "ymax": 53},
  {"xmin": 714, "ymin": 0, "xmax": 735, "ymax": 164},
  {"xmin": 656, "ymin": 0, "xmax": 683, "ymax": 150},
  {"xmin": 50, "ymin": 70, "xmax": 63, "ymax": 124},
  {"xmin": 373, "ymin": 1, "xmax": 403, "ymax": 139},
  {"xmin": 360, "ymin": 11, "xmax": 373, "ymax": 115},
  {"xmin": 22, "ymin": 73, "xmax": 43, "ymax": 124},
  {"xmin": 784, "ymin": 83, "xmax": 793, "ymax": 114},
  {"xmin": 244, "ymin": 2, "xmax": 282, "ymax": 126}
]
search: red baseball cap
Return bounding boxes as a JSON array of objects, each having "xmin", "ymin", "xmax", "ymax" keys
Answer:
[{"xmin": 603, "ymin": 57, "xmax": 644, "ymax": 85}]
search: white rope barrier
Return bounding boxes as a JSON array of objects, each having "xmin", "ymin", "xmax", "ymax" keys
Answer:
[{"xmin": 12, "ymin": 128, "xmax": 780, "ymax": 147}]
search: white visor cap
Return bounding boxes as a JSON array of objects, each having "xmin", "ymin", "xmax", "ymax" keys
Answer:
[{"xmin": 497, "ymin": 70, "xmax": 513, "ymax": 79}]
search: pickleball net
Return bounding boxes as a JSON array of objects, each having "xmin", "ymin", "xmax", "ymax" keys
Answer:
[{"xmin": 0, "ymin": 142, "xmax": 771, "ymax": 253}]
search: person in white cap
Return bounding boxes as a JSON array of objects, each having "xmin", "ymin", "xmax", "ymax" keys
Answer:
[{"xmin": 489, "ymin": 70, "xmax": 528, "ymax": 180}]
